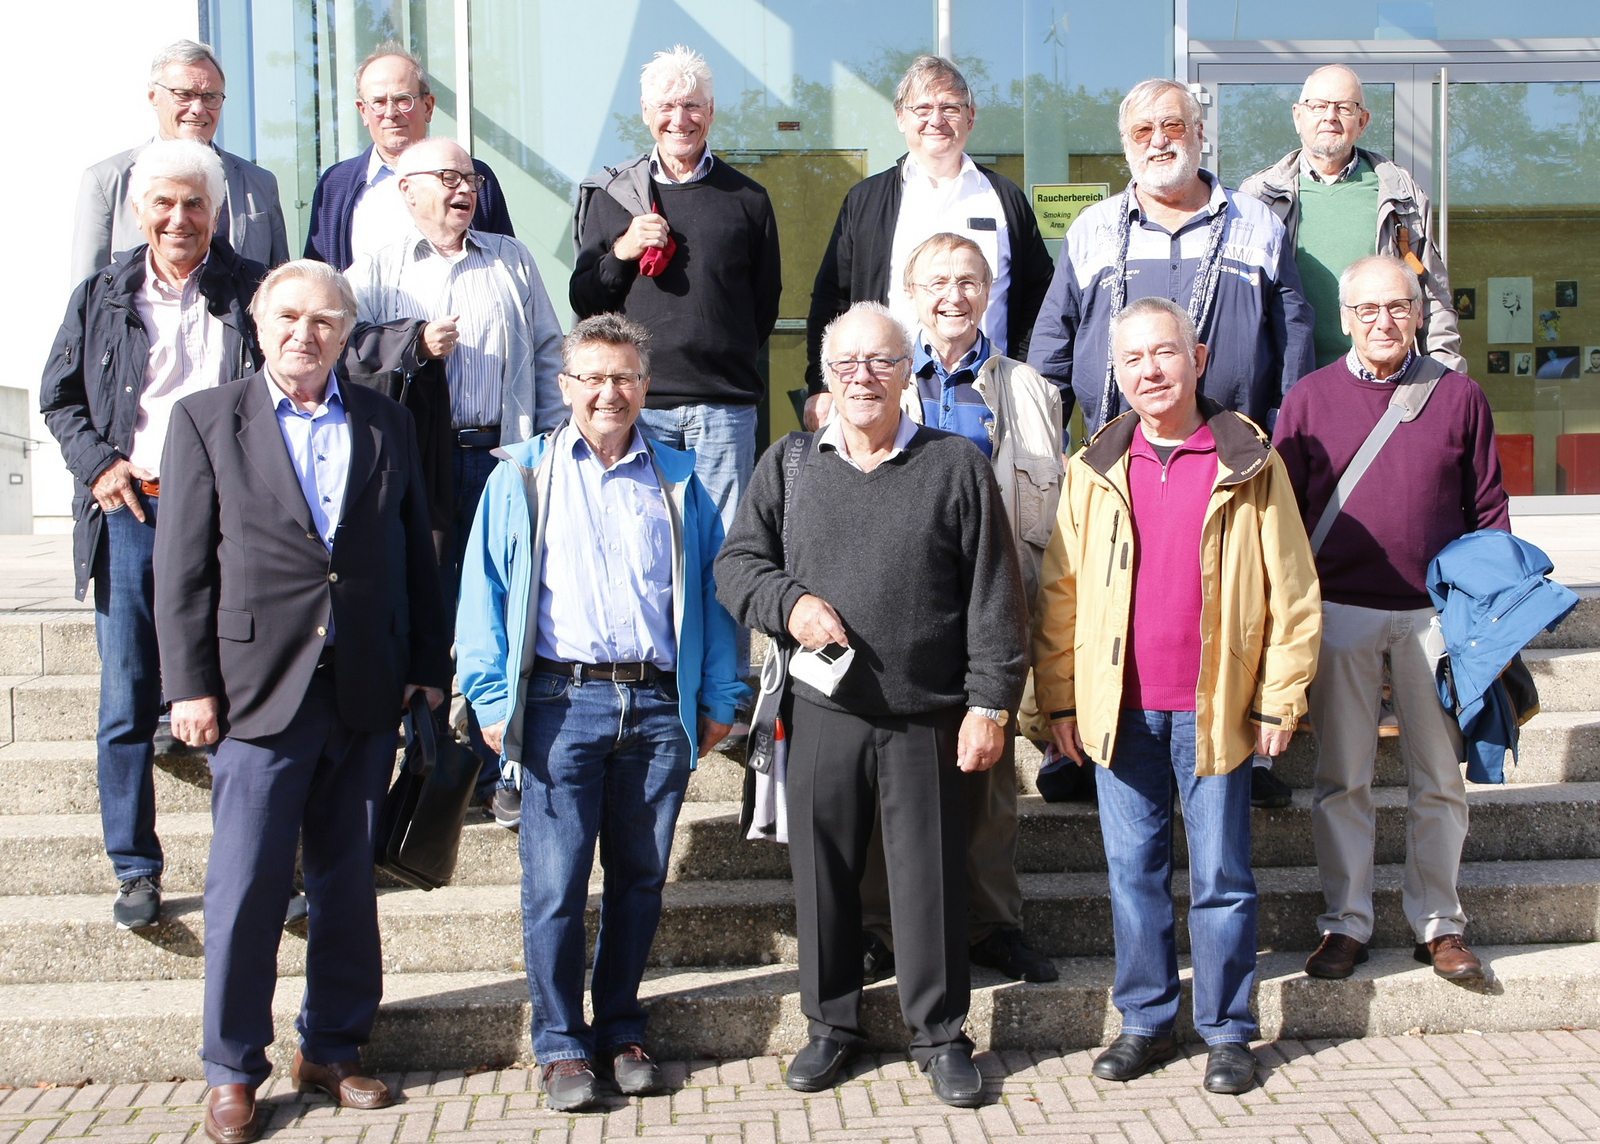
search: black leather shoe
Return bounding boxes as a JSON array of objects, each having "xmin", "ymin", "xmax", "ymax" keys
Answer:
[
  {"xmin": 862, "ymin": 931, "xmax": 896, "ymax": 984},
  {"xmin": 786, "ymin": 1036, "xmax": 855, "ymax": 1092},
  {"xmin": 1249, "ymin": 765, "xmax": 1293, "ymax": 809},
  {"xmin": 1091, "ymin": 1033, "xmax": 1180, "ymax": 1082},
  {"xmin": 1203, "ymin": 1042, "xmax": 1258, "ymax": 1094},
  {"xmin": 923, "ymin": 1048, "xmax": 983, "ymax": 1107},
  {"xmin": 971, "ymin": 927, "xmax": 1059, "ymax": 983}
]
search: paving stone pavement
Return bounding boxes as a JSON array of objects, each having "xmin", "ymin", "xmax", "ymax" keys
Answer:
[{"xmin": 4, "ymin": 1029, "xmax": 1600, "ymax": 1143}]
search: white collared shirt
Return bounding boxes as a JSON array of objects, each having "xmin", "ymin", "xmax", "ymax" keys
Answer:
[
  {"xmin": 816, "ymin": 411, "xmax": 918, "ymax": 472},
  {"xmin": 888, "ymin": 153, "xmax": 1012, "ymax": 353},
  {"xmin": 648, "ymin": 144, "xmax": 714, "ymax": 185},
  {"xmin": 349, "ymin": 149, "xmax": 415, "ymax": 263},
  {"xmin": 127, "ymin": 250, "xmax": 229, "ymax": 477}
]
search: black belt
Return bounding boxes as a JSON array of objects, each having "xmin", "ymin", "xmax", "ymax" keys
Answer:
[
  {"xmin": 532, "ymin": 656, "xmax": 672, "ymax": 685},
  {"xmin": 455, "ymin": 426, "xmax": 501, "ymax": 448}
]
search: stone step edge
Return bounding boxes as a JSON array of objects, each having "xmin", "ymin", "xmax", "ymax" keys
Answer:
[{"xmin": 0, "ymin": 943, "xmax": 1595, "ymax": 1084}]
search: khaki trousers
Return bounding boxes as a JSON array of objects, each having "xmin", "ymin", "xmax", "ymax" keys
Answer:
[{"xmin": 1309, "ymin": 601, "xmax": 1469, "ymax": 945}]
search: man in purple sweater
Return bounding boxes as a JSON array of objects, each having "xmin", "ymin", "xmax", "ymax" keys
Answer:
[{"xmin": 1274, "ymin": 255, "xmax": 1510, "ymax": 983}]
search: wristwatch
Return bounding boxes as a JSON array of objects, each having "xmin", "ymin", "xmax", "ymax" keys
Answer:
[{"xmin": 968, "ymin": 706, "xmax": 1009, "ymax": 727}]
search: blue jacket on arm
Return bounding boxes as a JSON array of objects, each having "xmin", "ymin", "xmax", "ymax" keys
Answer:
[{"xmin": 455, "ymin": 432, "xmax": 749, "ymax": 773}]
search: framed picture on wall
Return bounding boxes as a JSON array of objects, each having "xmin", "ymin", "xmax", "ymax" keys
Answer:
[
  {"xmin": 1454, "ymin": 288, "xmax": 1476, "ymax": 320},
  {"xmin": 1488, "ymin": 351, "xmax": 1510, "ymax": 374},
  {"xmin": 1538, "ymin": 346, "xmax": 1580, "ymax": 379},
  {"xmin": 1556, "ymin": 280, "xmax": 1579, "ymax": 308},
  {"xmin": 1489, "ymin": 277, "xmax": 1534, "ymax": 344},
  {"xmin": 1514, "ymin": 352, "xmax": 1534, "ymax": 377},
  {"xmin": 1585, "ymin": 346, "xmax": 1600, "ymax": 375}
]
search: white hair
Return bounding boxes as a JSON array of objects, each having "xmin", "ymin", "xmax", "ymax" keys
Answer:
[
  {"xmin": 1338, "ymin": 255, "xmax": 1423, "ymax": 306},
  {"xmin": 252, "ymin": 260, "xmax": 360, "ymax": 338},
  {"xmin": 640, "ymin": 45, "xmax": 713, "ymax": 103},
  {"xmin": 1110, "ymin": 296, "xmax": 1200, "ymax": 358},
  {"xmin": 149, "ymin": 39, "xmax": 224, "ymax": 85},
  {"xmin": 820, "ymin": 301, "xmax": 912, "ymax": 368},
  {"xmin": 1118, "ymin": 78, "xmax": 1203, "ymax": 134},
  {"xmin": 128, "ymin": 139, "xmax": 225, "ymax": 214},
  {"xmin": 394, "ymin": 136, "xmax": 471, "ymax": 178}
]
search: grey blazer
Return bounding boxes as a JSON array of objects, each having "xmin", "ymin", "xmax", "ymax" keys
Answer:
[{"xmin": 70, "ymin": 142, "xmax": 291, "ymax": 285}]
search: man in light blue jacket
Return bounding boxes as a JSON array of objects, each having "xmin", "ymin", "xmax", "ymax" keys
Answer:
[{"xmin": 456, "ymin": 313, "xmax": 747, "ymax": 1113}]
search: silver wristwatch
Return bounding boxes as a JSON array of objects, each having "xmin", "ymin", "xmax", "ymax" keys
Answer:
[{"xmin": 968, "ymin": 706, "xmax": 1009, "ymax": 727}]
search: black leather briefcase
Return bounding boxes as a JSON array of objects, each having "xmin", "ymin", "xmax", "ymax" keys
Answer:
[{"xmin": 375, "ymin": 691, "xmax": 478, "ymax": 890}]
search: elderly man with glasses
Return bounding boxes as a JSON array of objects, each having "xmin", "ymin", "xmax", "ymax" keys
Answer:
[
  {"xmin": 347, "ymin": 135, "xmax": 563, "ymax": 819},
  {"xmin": 1240, "ymin": 65, "xmax": 1463, "ymax": 372},
  {"xmin": 716, "ymin": 302, "xmax": 1028, "ymax": 1108},
  {"xmin": 72, "ymin": 39, "xmax": 289, "ymax": 284},
  {"xmin": 304, "ymin": 43, "xmax": 515, "ymax": 269},
  {"xmin": 1273, "ymin": 255, "xmax": 1509, "ymax": 984},
  {"xmin": 456, "ymin": 313, "xmax": 747, "ymax": 1112}
]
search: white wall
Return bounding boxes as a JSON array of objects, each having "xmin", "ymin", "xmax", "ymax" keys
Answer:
[{"xmin": 7, "ymin": 1, "xmax": 200, "ymax": 532}]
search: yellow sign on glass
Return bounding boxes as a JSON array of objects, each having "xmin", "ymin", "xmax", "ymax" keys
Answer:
[{"xmin": 1031, "ymin": 184, "xmax": 1110, "ymax": 240}]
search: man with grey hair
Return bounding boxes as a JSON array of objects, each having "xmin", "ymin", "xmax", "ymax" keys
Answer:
[
  {"xmin": 71, "ymin": 39, "xmax": 289, "ymax": 283},
  {"xmin": 347, "ymin": 134, "xmax": 564, "ymax": 819},
  {"xmin": 572, "ymin": 45, "xmax": 781, "ymax": 541},
  {"xmin": 1240, "ymin": 65, "xmax": 1462, "ymax": 372},
  {"xmin": 805, "ymin": 55, "xmax": 1054, "ymax": 421},
  {"xmin": 156, "ymin": 258, "xmax": 449, "ymax": 1142},
  {"xmin": 43, "ymin": 138, "xmax": 267, "ymax": 931},
  {"xmin": 304, "ymin": 43, "xmax": 515, "ymax": 269},
  {"xmin": 716, "ymin": 302, "xmax": 1027, "ymax": 1107}
]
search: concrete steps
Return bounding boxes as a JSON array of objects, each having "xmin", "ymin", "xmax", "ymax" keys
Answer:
[{"xmin": 3, "ymin": 943, "xmax": 1597, "ymax": 1084}]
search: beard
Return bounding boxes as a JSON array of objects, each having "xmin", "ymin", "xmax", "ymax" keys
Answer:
[
  {"xmin": 1306, "ymin": 135, "xmax": 1353, "ymax": 164},
  {"xmin": 1130, "ymin": 141, "xmax": 1202, "ymax": 195}
]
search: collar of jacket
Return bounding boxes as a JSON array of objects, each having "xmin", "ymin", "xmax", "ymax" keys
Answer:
[
  {"xmin": 102, "ymin": 238, "xmax": 252, "ymax": 318},
  {"xmin": 493, "ymin": 421, "xmax": 700, "ymax": 487},
  {"xmin": 1256, "ymin": 146, "xmax": 1410, "ymax": 204},
  {"xmin": 1079, "ymin": 395, "xmax": 1271, "ymax": 488}
]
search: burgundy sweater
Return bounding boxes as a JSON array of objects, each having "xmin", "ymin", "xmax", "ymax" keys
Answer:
[{"xmin": 1272, "ymin": 358, "xmax": 1510, "ymax": 609}]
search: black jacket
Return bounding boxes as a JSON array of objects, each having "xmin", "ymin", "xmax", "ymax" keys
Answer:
[
  {"xmin": 154, "ymin": 371, "xmax": 452, "ymax": 740},
  {"xmin": 39, "ymin": 240, "xmax": 266, "ymax": 599},
  {"xmin": 805, "ymin": 155, "xmax": 1055, "ymax": 391}
]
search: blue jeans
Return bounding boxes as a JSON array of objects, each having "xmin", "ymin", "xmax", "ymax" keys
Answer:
[
  {"xmin": 637, "ymin": 402, "xmax": 756, "ymax": 682},
  {"xmin": 451, "ymin": 444, "xmax": 504, "ymax": 797},
  {"xmin": 1095, "ymin": 710, "xmax": 1257, "ymax": 1045},
  {"xmin": 92, "ymin": 496, "xmax": 163, "ymax": 882},
  {"xmin": 517, "ymin": 672, "xmax": 691, "ymax": 1062}
]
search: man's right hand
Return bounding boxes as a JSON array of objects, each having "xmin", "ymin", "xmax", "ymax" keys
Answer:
[
  {"xmin": 171, "ymin": 697, "xmax": 220, "ymax": 748},
  {"xmin": 1050, "ymin": 718, "xmax": 1086, "ymax": 766},
  {"xmin": 481, "ymin": 720, "xmax": 506, "ymax": 755},
  {"xmin": 421, "ymin": 316, "xmax": 461, "ymax": 359},
  {"xmin": 90, "ymin": 458, "xmax": 153, "ymax": 523},
  {"xmin": 802, "ymin": 392, "xmax": 833, "ymax": 431},
  {"xmin": 612, "ymin": 213, "xmax": 671, "ymax": 262},
  {"xmin": 786, "ymin": 593, "xmax": 849, "ymax": 650}
]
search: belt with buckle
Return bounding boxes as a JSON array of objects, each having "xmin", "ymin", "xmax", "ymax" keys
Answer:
[
  {"xmin": 140, "ymin": 479, "xmax": 161, "ymax": 498},
  {"xmin": 455, "ymin": 426, "xmax": 501, "ymax": 448},
  {"xmin": 531, "ymin": 656, "xmax": 672, "ymax": 685}
]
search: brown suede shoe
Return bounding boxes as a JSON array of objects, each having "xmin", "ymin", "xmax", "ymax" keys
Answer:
[
  {"xmin": 1415, "ymin": 934, "xmax": 1484, "ymax": 981},
  {"xmin": 203, "ymin": 1084, "xmax": 260, "ymax": 1144},
  {"xmin": 1304, "ymin": 932, "xmax": 1369, "ymax": 979},
  {"xmin": 291, "ymin": 1050, "xmax": 393, "ymax": 1109}
]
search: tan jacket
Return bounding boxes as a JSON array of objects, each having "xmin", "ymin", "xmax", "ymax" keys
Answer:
[
  {"xmin": 1031, "ymin": 401, "xmax": 1321, "ymax": 775},
  {"xmin": 900, "ymin": 353, "xmax": 1064, "ymax": 604}
]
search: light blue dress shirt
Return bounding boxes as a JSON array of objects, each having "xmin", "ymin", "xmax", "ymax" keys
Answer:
[
  {"xmin": 267, "ymin": 370, "xmax": 351, "ymax": 641},
  {"xmin": 535, "ymin": 424, "xmax": 676, "ymax": 670}
]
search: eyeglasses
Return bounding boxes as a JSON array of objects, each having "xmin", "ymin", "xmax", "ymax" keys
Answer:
[
  {"xmin": 153, "ymin": 82, "xmax": 225, "ymax": 109},
  {"xmin": 826, "ymin": 356, "xmax": 908, "ymax": 379},
  {"xmin": 649, "ymin": 99, "xmax": 709, "ymax": 116},
  {"xmin": 1125, "ymin": 117, "xmax": 1193, "ymax": 145},
  {"xmin": 361, "ymin": 93, "xmax": 422, "ymax": 114},
  {"xmin": 913, "ymin": 277, "xmax": 985, "ymax": 297},
  {"xmin": 906, "ymin": 102, "xmax": 969, "ymax": 123},
  {"xmin": 1297, "ymin": 99, "xmax": 1365, "ymax": 119},
  {"xmin": 413, "ymin": 169, "xmax": 487, "ymax": 191},
  {"xmin": 562, "ymin": 371, "xmax": 645, "ymax": 390},
  {"xmin": 1344, "ymin": 299, "xmax": 1418, "ymax": 323}
]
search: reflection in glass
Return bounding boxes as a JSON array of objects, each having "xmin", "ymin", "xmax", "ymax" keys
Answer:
[
  {"xmin": 1190, "ymin": 0, "xmax": 1600, "ymax": 41},
  {"xmin": 1215, "ymin": 84, "xmax": 1394, "ymax": 189}
]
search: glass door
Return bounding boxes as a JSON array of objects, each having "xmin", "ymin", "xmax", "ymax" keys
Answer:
[{"xmin": 1194, "ymin": 49, "xmax": 1600, "ymax": 508}]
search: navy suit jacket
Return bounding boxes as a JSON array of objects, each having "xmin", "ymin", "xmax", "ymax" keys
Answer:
[
  {"xmin": 154, "ymin": 371, "xmax": 451, "ymax": 740},
  {"xmin": 303, "ymin": 144, "xmax": 515, "ymax": 269}
]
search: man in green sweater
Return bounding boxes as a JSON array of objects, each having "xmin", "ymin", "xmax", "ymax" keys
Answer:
[{"xmin": 1239, "ymin": 64, "xmax": 1461, "ymax": 374}]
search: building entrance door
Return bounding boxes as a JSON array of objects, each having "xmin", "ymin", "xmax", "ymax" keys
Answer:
[{"xmin": 1192, "ymin": 44, "xmax": 1600, "ymax": 509}]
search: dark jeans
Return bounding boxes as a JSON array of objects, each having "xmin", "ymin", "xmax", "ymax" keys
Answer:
[
  {"xmin": 516, "ymin": 672, "xmax": 691, "ymax": 1061},
  {"xmin": 451, "ymin": 443, "xmax": 503, "ymax": 797},
  {"xmin": 92, "ymin": 496, "xmax": 163, "ymax": 882}
]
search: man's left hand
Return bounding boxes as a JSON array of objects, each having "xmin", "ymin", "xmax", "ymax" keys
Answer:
[
  {"xmin": 171, "ymin": 697, "xmax": 220, "ymax": 748},
  {"xmin": 1255, "ymin": 723, "xmax": 1293, "ymax": 757},
  {"xmin": 956, "ymin": 710, "xmax": 1005, "ymax": 773},
  {"xmin": 403, "ymin": 684, "xmax": 445, "ymax": 711},
  {"xmin": 697, "ymin": 715, "xmax": 732, "ymax": 759}
]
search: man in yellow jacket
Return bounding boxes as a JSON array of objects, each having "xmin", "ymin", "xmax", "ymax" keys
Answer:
[{"xmin": 1033, "ymin": 296, "xmax": 1320, "ymax": 1094}]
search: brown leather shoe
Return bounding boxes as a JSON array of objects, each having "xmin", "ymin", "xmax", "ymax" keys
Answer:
[
  {"xmin": 291, "ymin": 1050, "xmax": 393, "ymax": 1109},
  {"xmin": 1305, "ymin": 932, "xmax": 1369, "ymax": 979},
  {"xmin": 1415, "ymin": 934, "xmax": 1484, "ymax": 980},
  {"xmin": 203, "ymin": 1084, "xmax": 260, "ymax": 1144}
]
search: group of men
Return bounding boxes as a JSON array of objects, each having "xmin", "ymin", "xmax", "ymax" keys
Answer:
[{"xmin": 44, "ymin": 33, "xmax": 1507, "ymax": 1124}]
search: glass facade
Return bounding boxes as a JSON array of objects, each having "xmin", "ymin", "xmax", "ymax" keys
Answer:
[{"xmin": 1190, "ymin": 1, "xmax": 1600, "ymax": 42}]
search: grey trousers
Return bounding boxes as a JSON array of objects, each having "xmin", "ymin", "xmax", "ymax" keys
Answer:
[
  {"xmin": 785, "ymin": 695, "xmax": 972, "ymax": 1064},
  {"xmin": 1309, "ymin": 601, "xmax": 1469, "ymax": 945},
  {"xmin": 860, "ymin": 733, "xmax": 1023, "ymax": 947}
]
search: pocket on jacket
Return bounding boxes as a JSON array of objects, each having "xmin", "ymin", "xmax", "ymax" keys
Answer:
[
  {"xmin": 217, "ymin": 608, "xmax": 254, "ymax": 642},
  {"xmin": 1013, "ymin": 457, "xmax": 1063, "ymax": 549}
]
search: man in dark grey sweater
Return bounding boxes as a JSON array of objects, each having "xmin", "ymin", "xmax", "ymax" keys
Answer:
[{"xmin": 715, "ymin": 302, "xmax": 1027, "ymax": 1108}]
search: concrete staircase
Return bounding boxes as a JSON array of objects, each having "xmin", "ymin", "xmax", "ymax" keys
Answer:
[{"xmin": 1, "ymin": 605, "xmax": 1598, "ymax": 1084}]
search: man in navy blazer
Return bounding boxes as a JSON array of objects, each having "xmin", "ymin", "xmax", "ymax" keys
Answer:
[
  {"xmin": 154, "ymin": 260, "xmax": 450, "ymax": 1144},
  {"xmin": 303, "ymin": 43, "xmax": 514, "ymax": 269}
]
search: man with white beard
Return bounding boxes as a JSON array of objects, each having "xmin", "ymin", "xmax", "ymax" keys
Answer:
[{"xmin": 1027, "ymin": 78, "xmax": 1314, "ymax": 439}]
